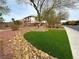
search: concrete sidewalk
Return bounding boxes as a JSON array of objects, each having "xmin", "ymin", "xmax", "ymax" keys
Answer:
[{"xmin": 64, "ymin": 26, "xmax": 79, "ymax": 59}]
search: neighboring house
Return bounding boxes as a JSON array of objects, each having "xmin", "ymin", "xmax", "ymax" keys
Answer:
[
  {"xmin": 22, "ymin": 16, "xmax": 47, "ymax": 26},
  {"xmin": 23, "ymin": 16, "xmax": 37, "ymax": 23},
  {"xmin": 22, "ymin": 16, "xmax": 37, "ymax": 26}
]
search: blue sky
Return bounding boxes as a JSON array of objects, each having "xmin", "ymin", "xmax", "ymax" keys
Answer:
[
  {"xmin": 3, "ymin": 0, "xmax": 37, "ymax": 22},
  {"xmin": 2, "ymin": 0, "xmax": 79, "ymax": 22},
  {"xmin": 69, "ymin": 9, "xmax": 79, "ymax": 20}
]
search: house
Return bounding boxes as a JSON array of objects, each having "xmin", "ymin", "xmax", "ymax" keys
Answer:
[{"xmin": 22, "ymin": 16, "xmax": 47, "ymax": 27}]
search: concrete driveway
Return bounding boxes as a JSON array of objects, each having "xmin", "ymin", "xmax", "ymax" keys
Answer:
[{"xmin": 64, "ymin": 25, "xmax": 79, "ymax": 59}]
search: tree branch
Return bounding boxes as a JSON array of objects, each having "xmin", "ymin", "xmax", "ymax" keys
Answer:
[
  {"xmin": 37, "ymin": 0, "xmax": 40, "ymax": 7},
  {"xmin": 40, "ymin": 0, "xmax": 46, "ymax": 13},
  {"xmin": 30, "ymin": 0, "xmax": 40, "ymax": 16},
  {"xmin": 47, "ymin": 0, "xmax": 59, "ymax": 12}
]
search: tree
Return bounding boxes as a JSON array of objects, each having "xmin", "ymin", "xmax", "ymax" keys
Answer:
[
  {"xmin": 0, "ymin": 13, "xmax": 5, "ymax": 29},
  {"xmin": 0, "ymin": 13, "xmax": 4, "ymax": 23},
  {"xmin": 0, "ymin": 0, "xmax": 9, "ymax": 28},
  {"xmin": 16, "ymin": 0, "xmax": 79, "ymax": 22},
  {"xmin": 0, "ymin": 0, "xmax": 10, "ymax": 15},
  {"xmin": 41, "ymin": 9, "xmax": 58, "ymax": 28},
  {"xmin": 41, "ymin": 9, "xmax": 69, "ymax": 28},
  {"xmin": 58, "ymin": 9, "xmax": 69, "ymax": 20},
  {"xmin": 12, "ymin": 18, "xmax": 15, "ymax": 22},
  {"xmin": 0, "ymin": 17, "xmax": 4, "ymax": 23}
]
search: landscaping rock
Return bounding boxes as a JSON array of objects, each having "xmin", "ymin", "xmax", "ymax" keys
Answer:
[
  {"xmin": 0, "ymin": 27, "xmax": 57, "ymax": 59},
  {"xmin": 13, "ymin": 31, "xmax": 57, "ymax": 59}
]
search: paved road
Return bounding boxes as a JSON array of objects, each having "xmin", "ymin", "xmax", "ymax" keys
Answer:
[
  {"xmin": 66, "ymin": 25, "xmax": 79, "ymax": 31},
  {"xmin": 64, "ymin": 26, "xmax": 79, "ymax": 59}
]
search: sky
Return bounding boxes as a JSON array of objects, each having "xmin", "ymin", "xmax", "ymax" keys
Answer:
[
  {"xmin": 3, "ymin": 0, "xmax": 37, "ymax": 22},
  {"xmin": 2, "ymin": 0, "xmax": 79, "ymax": 22}
]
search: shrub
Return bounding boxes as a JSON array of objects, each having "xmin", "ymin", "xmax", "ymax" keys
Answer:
[
  {"xmin": 14, "ymin": 20, "xmax": 22, "ymax": 25},
  {"xmin": 68, "ymin": 21, "xmax": 76, "ymax": 25},
  {"xmin": 11, "ymin": 18, "xmax": 22, "ymax": 31},
  {"xmin": 10, "ymin": 24, "xmax": 19, "ymax": 31},
  {"xmin": 76, "ymin": 21, "xmax": 79, "ymax": 25}
]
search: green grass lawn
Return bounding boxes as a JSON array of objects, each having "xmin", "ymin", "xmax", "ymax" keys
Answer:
[{"xmin": 24, "ymin": 29, "xmax": 73, "ymax": 59}]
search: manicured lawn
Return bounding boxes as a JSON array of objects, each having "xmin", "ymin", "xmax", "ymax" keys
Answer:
[{"xmin": 24, "ymin": 29, "xmax": 73, "ymax": 59}]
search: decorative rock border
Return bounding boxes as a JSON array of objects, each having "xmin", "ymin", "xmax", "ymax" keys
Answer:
[{"xmin": 12, "ymin": 30, "xmax": 57, "ymax": 59}]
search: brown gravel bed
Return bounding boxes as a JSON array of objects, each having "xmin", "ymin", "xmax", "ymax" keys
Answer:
[{"xmin": 0, "ymin": 27, "xmax": 57, "ymax": 59}]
